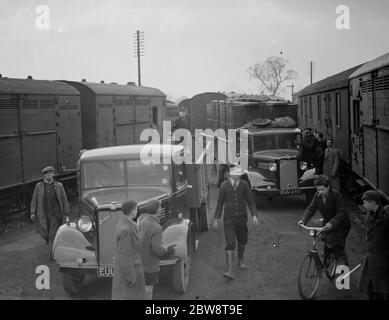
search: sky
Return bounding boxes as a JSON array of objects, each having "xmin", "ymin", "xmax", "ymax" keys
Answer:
[{"xmin": 0, "ymin": 0, "xmax": 388, "ymax": 102}]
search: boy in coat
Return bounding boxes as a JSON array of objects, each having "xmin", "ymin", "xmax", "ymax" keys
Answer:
[
  {"xmin": 213, "ymin": 165, "xmax": 258, "ymax": 280},
  {"xmin": 298, "ymin": 175, "xmax": 351, "ymax": 267},
  {"xmin": 358, "ymin": 190, "xmax": 389, "ymax": 300},
  {"xmin": 30, "ymin": 166, "xmax": 69, "ymax": 261},
  {"xmin": 112, "ymin": 200, "xmax": 145, "ymax": 300},
  {"xmin": 137, "ymin": 199, "xmax": 176, "ymax": 300}
]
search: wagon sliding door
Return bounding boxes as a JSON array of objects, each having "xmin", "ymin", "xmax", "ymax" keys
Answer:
[
  {"xmin": 21, "ymin": 99, "xmax": 58, "ymax": 183},
  {"xmin": 0, "ymin": 98, "xmax": 23, "ymax": 188}
]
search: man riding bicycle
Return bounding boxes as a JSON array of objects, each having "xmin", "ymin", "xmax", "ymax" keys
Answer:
[{"xmin": 298, "ymin": 175, "xmax": 351, "ymax": 267}]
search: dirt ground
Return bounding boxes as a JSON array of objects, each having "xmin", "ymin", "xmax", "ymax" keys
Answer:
[{"xmin": 0, "ymin": 184, "xmax": 367, "ymax": 300}]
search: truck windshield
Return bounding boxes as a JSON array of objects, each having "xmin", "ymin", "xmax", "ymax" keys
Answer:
[
  {"xmin": 83, "ymin": 161, "xmax": 126, "ymax": 189},
  {"xmin": 83, "ymin": 160, "xmax": 170, "ymax": 189},
  {"xmin": 127, "ymin": 160, "xmax": 170, "ymax": 187},
  {"xmin": 252, "ymin": 133, "xmax": 300, "ymax": 152}
]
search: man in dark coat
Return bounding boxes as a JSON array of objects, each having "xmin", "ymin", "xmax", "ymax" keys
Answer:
[
  {"xmin": 358, "ymin": 190, "xmax": 389, "ymax": 300},
  {"xmin": 172, "ymin": 106, "xmax": 190, "ymax": 132},
  {"xmin": 298, "ymin": 175, "xmax": 351, "ymax": 266},
  {"xmin": 112, "ymin": 200, "xmax": 145, "ymax": 300},
  {"xmin": 302, "ymin": 128, "xmax": 317, "ymax": 169},
  {"xmin": 315, "ymin": 132, "xmax": 326, "ymax": 175},
  {"xmin": 30, "ymin": 166, "xmax": 69, "ymax": 260},
  {"xmin": 323, "ymin": 138, "xmax": 341, "ymax": 191},
  {"xmin": 137, "ymin": 199, "xmax": 175, "ymax": 300},
  {"xmin": 213, "ymin": 165, "xmax": 258, "ymax": 280}
]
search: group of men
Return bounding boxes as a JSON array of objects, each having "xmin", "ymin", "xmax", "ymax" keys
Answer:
[
  {"xmin": 301, "ymin": 128, "xmax": 341, "ymax": 191},
  {"xmin": 213, "ymin": 164, "xmax": 389, "ymax": 300}
]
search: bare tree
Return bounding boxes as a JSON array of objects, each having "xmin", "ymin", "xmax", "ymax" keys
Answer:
[{"xmin": 248, "ymin": 56, "xmax": 297, "ymax": 96}]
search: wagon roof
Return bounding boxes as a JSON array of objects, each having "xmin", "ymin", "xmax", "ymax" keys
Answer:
[
  {"xmin": 80, "ymin": 144, "xmax": 185, "ymax": 161},
  {"xmin": 349, "ymin": 52, "xmax": 389, "ymax": 79},
  {"xmin": 297, "ymin": 65, "xmax": 362, "ymax": 97},
  {"xmin": 0, "ymin": 78, "xmax": 80, "ymax": 95},
  {"xmin": 68, "ymin": 81, "xmax": 166, "ymax": 97}
]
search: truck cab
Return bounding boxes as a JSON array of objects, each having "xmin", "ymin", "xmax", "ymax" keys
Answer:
[
  {"xmin": 53, "ymin": 144, "xmax": 209, "ymax": 296},
  {"xmin": 241, "ymin": 127, "xmax": 316, "ymax": 204}
]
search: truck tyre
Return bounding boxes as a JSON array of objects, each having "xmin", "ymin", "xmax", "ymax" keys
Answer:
[
  {"xmin": 172, "ymin": 227, "xmax": 195, "ymax": 293},
  {"xmin": 61, "ymin": 272, "xmax": 85, "ymax": 296},
  {"xmin": 304, "ymin": 190, "xmax": 315, "ymax": 205},
  {"xmin": 198, "ymin": 203, "xmax": 209, "ymax": 232}
]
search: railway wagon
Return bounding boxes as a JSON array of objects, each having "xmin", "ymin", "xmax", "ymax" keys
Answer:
[
  {"xmin": 178, "ymin": 92, "xmax": 227, "ymax": 133},
  {"xmin": 0, "ymin": 76, "xmax": 82, "ymax": 215},
  {"xmin": 64, "ymin": 81, "xmax": 166, "ymax": 149},
  {"xmin": 349, "ymin": 52, "xmax": 389, "ymax": 196},
  {"xmin": 296, "ymin": 65, "xmax": 361, "ymax": 166}
]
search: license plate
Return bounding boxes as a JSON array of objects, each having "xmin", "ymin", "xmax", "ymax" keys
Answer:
[
  {"xmin": 281, "ymin": 188, "xmax": 300, "ymax": 195},
  {"xmin": 97, "ymin": 267, "xmax": 114, "ymax": 277}
]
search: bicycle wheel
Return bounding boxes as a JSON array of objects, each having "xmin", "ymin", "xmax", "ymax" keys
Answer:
[
  {"xmin": 298, "ymin": 253, "xmax": 321, "ymax": 300},
  {"xmin": 324, "ymin": 247, "xmax": 337, "ymax": 280}
]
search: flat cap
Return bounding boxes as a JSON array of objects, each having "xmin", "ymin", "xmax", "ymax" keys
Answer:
[
  {"xmin": 229, "ymin": 165, "xmax": 243, "ymax": 176},
  {"xmin": 362, "ymin": 190, "xmax": 382, "ymax": 204},
  {"xmin": 42, "ymin": 166, "xmax": 55, "ymax": 174},
  {"xmin": 143, "ymin": 199, "xmax": 161, "ymax": 214}
]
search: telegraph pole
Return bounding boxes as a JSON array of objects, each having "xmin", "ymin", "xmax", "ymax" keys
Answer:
[
  {"xmin": 133, "ymin": 30, "xmax": 144, "ymax": 86},
  {"xmin": 310, "ymin": 61, "xmax": 313, "ymax": 84},
  {"xmin": 287, "ymin": 84, "xmax": 294, "ymax": 96}
]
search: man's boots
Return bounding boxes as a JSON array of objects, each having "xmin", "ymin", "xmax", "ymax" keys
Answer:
[
  {"xmin": 237, "ymin": 245, "xmax": 247, "ymax": 269},
  {"xmin": 222, "ymin": 251, "xmax": 234, "ymax": 280}
]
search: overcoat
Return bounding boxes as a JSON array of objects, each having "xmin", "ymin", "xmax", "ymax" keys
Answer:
[
  {"xmin": 30, "ymin": 180, "xmax": 69, "ymax": 239},
  {"xmin": 323, "ymin": 148, "xmax": 341, "ymax": 191},
  {"xmin": 112, "ymin": 215, "xmax": 145, "ymax": 300},
  {"xmin": 301, "ymin": 189, "xmax": 351, "ymax": 247},
  {"xmin": 358, "ymin": 206, "xmax": 389, "ymax": 295},
  {"xmin": 137, "ymin": 214, "xmax": 168, "ymax": 273}
]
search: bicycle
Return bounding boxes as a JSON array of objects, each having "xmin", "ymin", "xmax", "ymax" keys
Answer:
[{"xmin": 297, "ymin": 224, "xmax": 337, "ymax": 300}]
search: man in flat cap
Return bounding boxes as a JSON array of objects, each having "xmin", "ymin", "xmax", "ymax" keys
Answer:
[
  {"xmin": 30, "ymin": 166, "xmax": 70, "ymax": 261},
  {"xmin": 213, "ymin": 164, "xmax": 258, "ymax": 280},
  {"xmin": 358, "ymin": 190, "xmax": 389, "ymax": 300}
]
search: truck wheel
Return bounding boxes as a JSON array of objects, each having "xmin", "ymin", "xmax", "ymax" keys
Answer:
[
  {"xmin": 172, "ymin": 256, "xmax": 190, "ymax": 293},
  {"xmin": 304, "ymin": 190, "xmax": 315, "ymax": 205},
  {"xmin": 172, "ymin": 228, "xmax": 194, "ymax": 293},
  {"xmin": 190, "ymin": 208, "xmax": 199, "ymax": 230},
  {"xmin": 61, "ymin": 272, "xmax": 85, "ymax": 296},
  {"xmin": 254, "ymin": 192, "xmax": 262, "ymax": 209},
  {"xmin": 198, "ymin": 203, "xmax": 209, "ymax": 232}
]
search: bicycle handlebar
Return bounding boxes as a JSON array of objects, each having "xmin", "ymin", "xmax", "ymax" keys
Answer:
[
  {"xmin": 299, "ymin": 224, "xmax": 325, "ymax": 237},
  {"xmin": 299, "ymin": 224, "xmax": 323, "ymax": 231}
]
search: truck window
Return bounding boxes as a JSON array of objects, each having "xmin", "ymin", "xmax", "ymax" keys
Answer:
[
  {"xmin": 83, "ymin": 161, "xmax": 125, "ymax": 189},
  {"xmin": 127, "ymin": 160, "xmax": 170, "ymax": 187},
  {"xmin": 278, "ymin": 134, "xmax": 299, "ymax": 149},
  {"xmin": 252, "ymin": 135, "xmax": 276, "ymax": 151}
]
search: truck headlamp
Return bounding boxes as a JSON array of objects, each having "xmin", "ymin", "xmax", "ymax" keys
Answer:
[
  {"xmin": 77, "ymin": 216, "xmax": 93, "ymax": 233},
  {"xmin": 300, "ymin": 161, "xmax": 308, "ymax": 171},
  {"xmin": 268, "ymin": 162, "xmax": 277, "ymax": 172}
]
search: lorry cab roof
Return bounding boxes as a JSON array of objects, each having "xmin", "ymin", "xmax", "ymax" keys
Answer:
[
  {"xmin": 241, "ymin": 127, "xmax": 302, "ymax": 136},
  {"xmin": 80, "ymin": 144, "xmax": 185, "ymax": 162}
]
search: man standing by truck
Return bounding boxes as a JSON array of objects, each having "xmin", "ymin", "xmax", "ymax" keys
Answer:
[
  {"xmin": 30, "ymin": 166, "xmax": 69, "ymax": 261},
  {"xmin": 213, "ymin": 165, "xmax": 258, "ymax": 280}
]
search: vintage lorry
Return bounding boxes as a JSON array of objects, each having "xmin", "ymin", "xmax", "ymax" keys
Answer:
[
  {"xmin": 206, "ymin": 95, "xmax": 317, "ymax": 204},
  {"xmin": 52, "ymin": 143, "xmax": 210, "ymax": 296}
]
